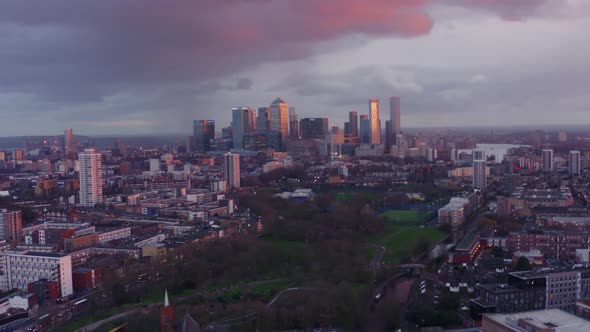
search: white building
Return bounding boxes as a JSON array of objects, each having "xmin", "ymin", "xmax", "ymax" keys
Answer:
[
  {"xmin": 2, "ymin": 251, "xmax": 73, "ymax": 297},
  {"xmin": 149, "ymin": 158, "xmax": 161, "ymax": 172},
  {"xmin": 569, "ymin": 150, "xmax": 581, "ymax": 175},
  {"xmin": 79, "ymin": 149, "xmax": 103, "ymax": 207},
  {"xmin": 223, "ymin": 153, "xmax": 240, "ymax": 189},
  {"xmin": 210, "ymin": 180, "xmax": 227, "ymax": 193},
  {"xmin": 542, "ymin": 149, "xmax": 554, "ymax": 172}
]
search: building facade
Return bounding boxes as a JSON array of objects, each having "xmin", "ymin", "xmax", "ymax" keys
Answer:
[
  {"xmin": 348, "ymin": 111, "xmax": 358, "ymax": 138},
  {"xmin": 192, "ymin": 120, "xmax": 215, "ymax": 152},
  {"xmin": 359, "ymin": 115, "xmax": 370, "ymax": 144},
  {"xmin": 570, "ymin": 150, "xmax": 581, "ymax": 175},
  {"xmin": 79, "ymin": 149, "xmax": 103, "ymax": 208},
  {"xmin": 231, "ymin": 107, "xmax": 256, "ymax": 150},
  {"xmin": 368, "ymin": 98, "xmax": 380, "ymax": 144},
  {"xmin": 473, "ymin": 149, "xmax": 487, "ymax": 189},
  {"xmin": 3, "ymin": 251, "xmax": 73, "ymax": 297},
  {"xmin": 542, "ymin": 149, "xmax": 554, "ymax": 172},
  {"xmin": 299, "ymin": 118, "xmax": 329, "ymax": 139},
  {"xmin": 223, "ymin": 153, "xmax": 240, "ymax": 189},
  {"xmin": 64, "ymin": 128, "xmax": 74, "ymax": 159},
  {"xmin": 0, "ymin": 210, "xmax": 22, "ymax": 242},
  {"xmin": 269, "ymin": 98, "xmax": 289, "ymax": 151}
]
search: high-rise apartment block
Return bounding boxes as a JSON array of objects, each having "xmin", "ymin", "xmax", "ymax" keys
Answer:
[
  {"xmin": 542, "ymin": 149, "xmax": 554, "ymax": 172},
  {"xmin": 192, "ymin": 120, "xmax": 215, "ymax": 152},
  {"xmin": 223, "ymin": 153, "xmax": 240, "ymax": 189},
  {"xmin": 473, "ymin": 149, "xmax": 487, "ymax": 189},
  {"xmin": 79, "ymin": 148, "xmax": 103, "ymax": 207},
  {"xmin": 368, "ymin": 98, "xmax": 381, "ymax": 144},
  {"xmin": 0, "ymin": 210, "xmax": 22, "ymax": 242},
  {"xmin": 64, "ymin": 128, "xmax": 74, "ymax": 159},
  {"xmin": 569, "ymin": 150, "xmax": 581, "ymax": 175}
]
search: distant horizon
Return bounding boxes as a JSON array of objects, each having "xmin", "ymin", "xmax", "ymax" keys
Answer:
[{"xmin": 1, "ymin": 123, "xmax": 590, "ymax": 140}]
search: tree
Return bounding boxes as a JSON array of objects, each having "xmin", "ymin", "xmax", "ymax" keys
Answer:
[
  {"xmin": 516, "ymin": 256, "xmax": 532, "ymax": 271},
  {"xmin": 491, "ymin": 246, "xmax": 505, "ymax": 258}
]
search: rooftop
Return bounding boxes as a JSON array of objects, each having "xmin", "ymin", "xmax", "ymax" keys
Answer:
[{"xmin": 484, "ymin": 309, "xmax": 590, "ymax": 331}]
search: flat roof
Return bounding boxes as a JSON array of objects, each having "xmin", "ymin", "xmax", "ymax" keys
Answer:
[
  {"xmin": 485, "ymin": 309, "xmax": 590, "ymax": 331},
  {"xmin": 24, "ymin": 252, "xmax": 68, "ymax": 258}
]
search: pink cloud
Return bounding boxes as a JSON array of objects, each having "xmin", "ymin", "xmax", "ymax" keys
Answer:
[{"xmin": 0, "ymin": 0, "xmax": 555, "ymax": 100}]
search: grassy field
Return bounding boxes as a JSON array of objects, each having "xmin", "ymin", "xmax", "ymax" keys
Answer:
[
  {"xmin": 248, "ymin": 280, "xmax": 293, "ymax": 298},
  {"xmin": 369, "ymin": 223, "xmax": 446, "ymax": 265},
  {"xmin": 380, "ymin": 209, "xmax": 430, "ymax": 222},
  {"xmin": 260, "ymin": 236, "xmax": 304, "ymax": 253}
]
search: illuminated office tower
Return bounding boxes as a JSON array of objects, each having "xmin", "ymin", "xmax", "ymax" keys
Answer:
[
  {"xmin": 542, "ymin": 149, "xmax": 554, "ymax": 172},
  {"xmin": 223, "ymin": 152, "xmax": 240, "ymax": 189},
  {"xmin": 192, "ymin": 120, "xmax": 215, "ymax": 152},
  {"xmin": 569, "ymin": 150, "xmax": 581, "ymax": 175},
  {"xmin": 269, "ymin": 98, "xmax": 289, "ymax": 150},
  {"xmin": 79, "ymin": 148, "xmax": 103, "ymax": 207},
  {"xmin": 368, "ymin": 98, "xmax": 380, "ymax": 144},
  {"xmin": 231, "ymin": 107, "xmax": 256, "ymax": 150},
  {"xmin": 472, "ymin": 150, "xmax": 487, "ymax": 189}
]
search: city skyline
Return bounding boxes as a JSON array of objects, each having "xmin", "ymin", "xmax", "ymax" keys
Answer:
[{"xmin": 2, "ymin": 2, "xmax": 590, "ymax": 135}]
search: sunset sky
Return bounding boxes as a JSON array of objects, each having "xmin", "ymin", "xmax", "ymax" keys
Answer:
[{"xmin": 1, "ymin": 0, "xmax": 590, "ymax": 135}]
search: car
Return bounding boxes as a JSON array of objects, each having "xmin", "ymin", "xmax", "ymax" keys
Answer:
[{"xmin": 374, "ymin": 293, "xmax": 382, "ymax": 302}]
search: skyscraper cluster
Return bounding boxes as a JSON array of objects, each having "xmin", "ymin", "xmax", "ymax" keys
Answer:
[{"xmin": 190, "ymin": 96, "xmax": 402, "ymax": 155}]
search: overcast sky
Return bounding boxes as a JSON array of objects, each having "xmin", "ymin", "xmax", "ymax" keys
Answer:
[{"xmin": 1, "ymin": 0, "xmax": 590, "ymax": 136}]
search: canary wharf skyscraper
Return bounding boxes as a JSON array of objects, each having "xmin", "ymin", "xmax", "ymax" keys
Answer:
[
  {"xmin": 368, "ymin": 98, "xmax": 380, "ymax": 144},
  {"xmin": 269, "ymin": 98, "xmax": 289, "ymax": 150}
]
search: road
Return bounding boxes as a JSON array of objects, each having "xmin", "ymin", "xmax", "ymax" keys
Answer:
[{"xmin": 265, "ymin": 287, "xmax": 313, "ymax": 309}]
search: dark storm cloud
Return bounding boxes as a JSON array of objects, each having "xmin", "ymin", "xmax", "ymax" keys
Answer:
[
  {"xmin": 0, "ymin": 1, "xmax": 434, "ymax": 100},
  {"xmin": 0, "ymin": 0, "xmax": 569, "ymax": 134}
]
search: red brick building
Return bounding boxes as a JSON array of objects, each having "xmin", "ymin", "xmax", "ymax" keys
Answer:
[{"xmin": 72, "ymin": 267, "xmax": 103, "ymax": 291}]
